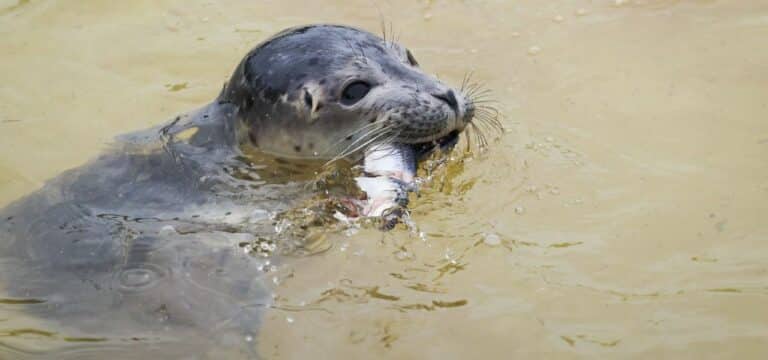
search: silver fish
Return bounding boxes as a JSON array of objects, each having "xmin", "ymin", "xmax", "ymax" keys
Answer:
[{"xmin": 355, "ymin": 143, "xmax": 418, "ymax": 220}]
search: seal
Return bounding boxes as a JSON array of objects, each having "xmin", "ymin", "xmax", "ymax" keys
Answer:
[
  {"xmin": 217, "ymin": 24, "xmax": 475, "ymax": 160},
  {"xmin": 0, "ymin": 24, "xmax": 492, "ymax": 357}
]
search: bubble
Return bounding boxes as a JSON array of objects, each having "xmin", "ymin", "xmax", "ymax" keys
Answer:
[
  {"xmin": 122, "ymin": 269, "xmax": 152, "ymax": 287},
  {"xmin": 286, "ymin": 316, "xmax": 295, "ymax": 324},
  {"xmin": 483, "ymin": 233, "xmax": 502, "ymax": 246},
  {"xmin": 528, "ymin": 46, "xmax": 541, "ymax": 55},
  {"xmin": 242, "ymin": 243, "xmax": 255, "ymax": 254},
  {"xmin": 116, "ymin": 264, "xmax": 166, "ymax": 292},
  {"xmin": 576, "ymin": 8, "xmax": 588, "ymax": 16},
  {"xmin": 553, "ymin": 15, "xmax": 564, "ymax": 23},
  {"xmin": 159, "ymin": 225, "xmax": 176, "ymax": 236},
  {"xmin": 514, "ymin": 206, "xmax": 525, "ymax": 214},
  {"xmin": 444, "ymin": 248, "xmax": 458, "ymax": 263},
  {"xmin": 260, "ymin": 242, "xmax": 276, "ymax": 252},
  {"xmin": 245, "ymin": 335, "xmax": 254, "ymax": 343}
]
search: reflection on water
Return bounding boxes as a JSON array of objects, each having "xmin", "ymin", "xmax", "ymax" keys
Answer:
[{"xmin": 1, "ymin": 0, "xmax": 768, "ymax": 359}]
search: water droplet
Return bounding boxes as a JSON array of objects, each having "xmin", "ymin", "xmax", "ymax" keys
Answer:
[
  {"xmin": 286, "ymin": 316, "xmax": 295, "ymax": 324},
  {"xmin": 123, "ymin": 270, "xmax": 151, "ymax": 286},
  {"xmin": 117, "ymin": 264, "xmax": 166, "ymax": 292},
  {"xmin": 344, "ymin": 227, "xmax": 359, "ymax": 237},
  {"xmin": 444, "ymin": 248, "xmax": 458, "ymax": 263},
  {"xmin": 260, "ymin": 242, "xmax": 276, "ymax": 252},
  {"xmin": 243, "ymin": 244, "xmax": 255, "ymax": 254},
  {"xmin": 483, "ymin": 233, "xmax": 501, "ymax": 246},
  {"xmin": 159, "ymin": 225, "xmax": 176, "ymax": 236},
  {"xmin": 245, "ymin": 335, "xmax": 254, "ymax": 343}
]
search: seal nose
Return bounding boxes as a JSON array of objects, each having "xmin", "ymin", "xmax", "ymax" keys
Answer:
[{"xmin": 432, "ymin": 90, "xmax": 459, "ymax": 115}]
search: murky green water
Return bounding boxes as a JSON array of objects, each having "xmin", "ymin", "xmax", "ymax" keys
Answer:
[{"xmin": 1, "ymin": 0, "xmax": 767, "ymax": 358}]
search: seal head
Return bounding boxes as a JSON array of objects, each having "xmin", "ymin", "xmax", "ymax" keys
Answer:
[{"xmin": 220, "ymin": 24, "xmax": 475, "ymax": 160}]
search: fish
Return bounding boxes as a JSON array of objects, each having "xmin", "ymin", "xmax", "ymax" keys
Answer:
[
  {"xmin": 354, "ymin": 143, "xmax": 418, "ymax": 227},
  {"xmin": 345, "ymin": 131, "xmax": 460, "ymax": 228}
]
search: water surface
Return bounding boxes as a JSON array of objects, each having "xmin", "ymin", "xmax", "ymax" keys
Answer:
[{"xmin": 1, "ymin": 0, "xmax": 767, "ymax": 358}]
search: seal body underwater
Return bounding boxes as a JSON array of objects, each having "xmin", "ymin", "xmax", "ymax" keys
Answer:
[{"xmin": 0, "ymin": 24, "xmax": 483, "ymax": 357}]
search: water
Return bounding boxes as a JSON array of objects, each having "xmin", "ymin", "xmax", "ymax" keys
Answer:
[{"xmin": 1, "ymin": 0, "xmax": 768, "ymax": 358}]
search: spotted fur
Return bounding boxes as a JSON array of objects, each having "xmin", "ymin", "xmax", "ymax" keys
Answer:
[{"xmin": 219, "ymin": 25, "xmax": 475, "ymax": 160}]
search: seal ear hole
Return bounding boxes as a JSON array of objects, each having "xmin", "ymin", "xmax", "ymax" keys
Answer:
[
  {"xmin": 406, "ymin": 49, "xmax": 419, "ymax": 66},
  {"xmin": 340, "ymin": 81, "xmax": 372, "ymax": 106},
  {"xmin": 303, "ymin": 91, "xmax": 313, "ymax": 108}
]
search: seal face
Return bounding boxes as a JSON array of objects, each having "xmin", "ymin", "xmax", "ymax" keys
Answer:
[{"xmin": 221, "ymin": 24, "xmax": 475, "ymax": 160}]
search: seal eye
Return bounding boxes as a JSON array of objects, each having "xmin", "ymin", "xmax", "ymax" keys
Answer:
[
  {"xmin": 340, "ymin": 81, "xmax": 371, "ymax": 105},
  {"xmin": 406, "ymin": 49, "xmax": 419, "ymax": 67}
]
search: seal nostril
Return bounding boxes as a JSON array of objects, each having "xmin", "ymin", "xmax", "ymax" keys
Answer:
[{"xmin": 432, "ymin": 90, "xmax": 459, "ymax": 115}]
